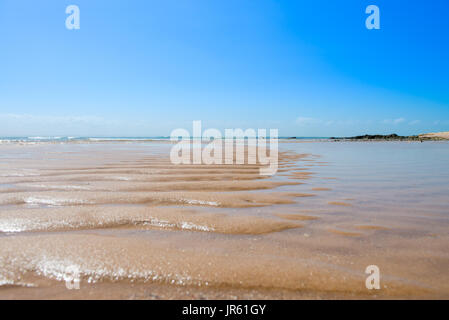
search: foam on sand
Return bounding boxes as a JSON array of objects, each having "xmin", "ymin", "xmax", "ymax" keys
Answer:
[
  {"xmin": 0, "ymin": 206, "xmax": 302, "ymax": 235},
  {"xmin": 0, "ymin": 233, "xmax": 430, "ymax": 298}
]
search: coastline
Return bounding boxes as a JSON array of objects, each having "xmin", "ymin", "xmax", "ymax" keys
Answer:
[
  {"xmin": 1, "ymin": 131, "xmax": 448, "ymax": 145},
  {"xmin": 330, "ymin": 131, "xmax": 449, "ymax": 142}
]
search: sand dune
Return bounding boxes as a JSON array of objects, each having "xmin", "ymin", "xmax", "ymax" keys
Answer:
[{"xmin": 419, "ymin": 131, "xmax": 449, "ymax": 139}]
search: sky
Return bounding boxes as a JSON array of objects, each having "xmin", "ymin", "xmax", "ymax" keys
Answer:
[{"xmin": 0, "ymin": 0, "xmax": 448, "ymax": 137}]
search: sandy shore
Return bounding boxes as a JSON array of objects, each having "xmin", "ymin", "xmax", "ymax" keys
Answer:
[
  {"xmin": 0, "ymin": 141, "xmax": 448, "ymax": 299},
  {"xmin": 420, "ymin": 131, "xmax": 449, "ymax": 140}
]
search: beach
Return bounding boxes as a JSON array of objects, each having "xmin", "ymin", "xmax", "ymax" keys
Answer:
[{"xmin": 0, "ymin": 140, "xmax": 448, "ymax": 299}]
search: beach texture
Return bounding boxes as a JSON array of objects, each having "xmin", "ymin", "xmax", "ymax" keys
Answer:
[{"xmin": 0, "ymin": 141, "xmax": 448, "ymax": 299}]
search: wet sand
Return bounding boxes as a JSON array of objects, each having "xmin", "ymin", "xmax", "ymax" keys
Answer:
[{"xmin": 0, "ymin": 141, "xmax": 448, "ymax": 299}]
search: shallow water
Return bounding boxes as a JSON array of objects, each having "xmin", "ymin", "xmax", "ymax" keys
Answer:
[{"xmin": 0, "ymin": 141, "xmax": 448, "ymax": 299}]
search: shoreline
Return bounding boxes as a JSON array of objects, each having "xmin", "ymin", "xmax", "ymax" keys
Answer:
[
  {"xmin": 330, "ymin": 131, "xmax": 449, "ymax": 142},
  {"xmin": 1, "ymin": 134, "xmax": 448, "ymax": 145},
  {"xmin": 1, "ymin": 130, "xmax": 448, "ymax": 144}
]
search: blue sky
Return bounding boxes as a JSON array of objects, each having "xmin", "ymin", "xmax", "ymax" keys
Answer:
[{"xmin": 0, "ymin": 0, "xmax": 448, "ymax": 137}]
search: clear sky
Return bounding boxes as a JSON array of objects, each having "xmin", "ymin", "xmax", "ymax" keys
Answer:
[{"xmin": 0, "ymin": 0, "xmax": 448, "ymax": 137}]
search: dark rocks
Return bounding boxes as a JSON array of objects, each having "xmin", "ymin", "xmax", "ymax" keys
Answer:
[{"xmin": 330, "ymin": 134, "xmax": 427, "ymax": 141}]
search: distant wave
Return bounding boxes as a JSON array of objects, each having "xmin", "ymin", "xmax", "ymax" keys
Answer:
[
  {"xmin": 0, "ymin": 136, "xmax": 327, "ymax": 144},
  {"xmin": 28, "ymin": 136, "xmax": 62, "ymax": 140}
]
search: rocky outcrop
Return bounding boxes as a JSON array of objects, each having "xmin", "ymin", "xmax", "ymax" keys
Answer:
[{"xmin": 330, "ymin": 133, "xmax": 448, "ymax": 141}]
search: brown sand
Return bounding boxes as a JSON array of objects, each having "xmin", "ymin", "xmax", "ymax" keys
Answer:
[
  {"xmin": 0, "ymin": 142, "xmax": 448, "ymax": 299},
  {"xmin": 328, "ymin": 229, "xmax": 363, "ymax": 237},
  {"xmin": 0, "ymin": 206, "xmax": 302, "ymax": 235},
  {"xmin": 355, "ymin": 225, "xmax": 388, "ymax": 231},
  {"xmin": 275, "ymin": 213, "xmax": 319, "ymax": 221},
  {"xmin": 328, "ymin": 201, "xmax": 352, "ymax": 206}
]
